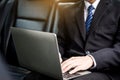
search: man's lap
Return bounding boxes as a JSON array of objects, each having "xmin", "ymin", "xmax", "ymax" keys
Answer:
[
  {"xmin": 72, "ymin": 72, "xmax": 111, "ymax": 80},
  {"xmin": 24, "ymin": 72, "xmax": 111, "ymax": 80}
]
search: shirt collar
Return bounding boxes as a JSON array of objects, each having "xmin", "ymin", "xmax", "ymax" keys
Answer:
[{"xmin": 84, "ymin": 0, "xmax": 100, "ymax": 10}]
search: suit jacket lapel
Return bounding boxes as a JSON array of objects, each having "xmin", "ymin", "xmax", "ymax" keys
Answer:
[
  {"xmin": 86, "ymin": 0, "xmax": 111, "ymax": 40},
  {"xmin": 75, "ymin": 1, "xmax": 86, "ymax": 41}
]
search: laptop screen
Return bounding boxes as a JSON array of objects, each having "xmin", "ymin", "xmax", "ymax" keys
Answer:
[{"xmin": 11, "ymin": 27, "xmax": 63, "ymax": 80}]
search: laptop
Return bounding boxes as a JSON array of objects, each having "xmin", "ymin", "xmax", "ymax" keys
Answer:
[{"xmin": 11, "ymin": 27, "xmax": 91, "ymax": 80}]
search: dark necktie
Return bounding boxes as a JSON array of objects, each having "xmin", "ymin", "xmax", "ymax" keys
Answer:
[{"xmin": 85, "ymin": 5, "xmax": 94, "ymax": 32}]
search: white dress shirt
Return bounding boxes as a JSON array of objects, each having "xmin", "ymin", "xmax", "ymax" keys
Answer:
[
  {"xmin": 84, "ymin": 0, "xmax": 100, "ymax": 68},
  {"xmin": 84, "ymin": 0, "xmax": 100, "ymax": 21}
]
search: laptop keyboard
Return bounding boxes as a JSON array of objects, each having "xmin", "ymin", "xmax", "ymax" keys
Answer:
[
  {"xmin": 62, "ymin": 72, "xmax": 81, "ymax": 79},
  {"xmin": 62, "ymin": 71, "xmax": 91, "ymax": 80}
]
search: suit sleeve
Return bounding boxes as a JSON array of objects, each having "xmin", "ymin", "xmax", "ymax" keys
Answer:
[{"xmin": 91, "ymin": 18, "xmax": 120, "ymax": 70}]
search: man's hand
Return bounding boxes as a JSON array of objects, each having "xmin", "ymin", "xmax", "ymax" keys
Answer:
[{"xmin": 61, "ymin": 55, "xmax": 93, "ymax": 74}]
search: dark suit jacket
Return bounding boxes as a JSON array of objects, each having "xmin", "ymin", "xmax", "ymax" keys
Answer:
[
  {"xmin": 57, "ymin": 0, "xmax": 120, "ymax": 80},
  {"xmin": 0, "ymin": 0, "xmax": 17, "ymax": 55},
  {"xmin": 0, "ymin": 0, "xmax": 18, "ymax": 66}
]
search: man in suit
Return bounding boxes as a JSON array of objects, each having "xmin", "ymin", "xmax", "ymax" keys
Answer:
[{"xmin": 57, "ymin": 0, "xmax": 120, "ymax": 80}]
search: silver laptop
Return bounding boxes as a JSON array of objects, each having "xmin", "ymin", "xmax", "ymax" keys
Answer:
[{"xmin": 11, "ymin": 27, "xmax": 91, "ymax": 80}]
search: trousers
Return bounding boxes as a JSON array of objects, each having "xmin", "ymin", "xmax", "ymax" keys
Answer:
[{"xmin": 24, "ymin": 72, "xmax": 111, "ymax": 80}]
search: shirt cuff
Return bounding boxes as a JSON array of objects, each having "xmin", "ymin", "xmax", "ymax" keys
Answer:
[{"xmin": 87, "ymin": 54, "xmax": 97, "ymax": 69}]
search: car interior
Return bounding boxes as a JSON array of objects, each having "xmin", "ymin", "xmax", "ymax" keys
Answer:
[
  {"xmin": 7, "ymin": 0, "xmax": 80, "ymax": 67},
  {"xmin": 1, "ymin": 0, "xmax": 120, "ymax": 80},
  {"xmin": 0, "ymin": 0, "xmax": 80, "ymax": 79}
]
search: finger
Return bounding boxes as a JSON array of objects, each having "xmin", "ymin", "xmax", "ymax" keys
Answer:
[
  {"xmin": 61, "ymin": 59, "xmax": 73, "ymax": 70},
  {"xmin": 61, "ymin": 57, "xmax": 76, "ymax": 67},
  {"xmin": 61, "ymin": 60, "xmax": 74, "ymax": 73},
  {"xmin": 62, "ymin": 63, "xmax": 77, "ymax": 73},
  {"xmin": 61, "ymin": 58, "xmax": 72, "ymax": 66},
  {"xmin": 69, "ymin": 66, "xmax": 81, "ymax": 74}
]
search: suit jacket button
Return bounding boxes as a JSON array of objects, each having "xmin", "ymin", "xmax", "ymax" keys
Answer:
[{"xmin": 86, "ymin": 51, "xmax": 90, "ymax": 55}]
